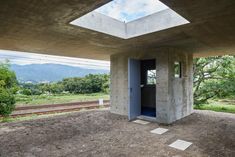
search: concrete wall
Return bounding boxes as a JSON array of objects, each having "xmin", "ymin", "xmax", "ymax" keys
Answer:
[{"xmin": 110, "ymin": 48, "xmax": 193, "ymax": 124}]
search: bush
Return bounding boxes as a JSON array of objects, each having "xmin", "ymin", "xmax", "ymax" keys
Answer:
[
  {"xmin": 0, "ymin": 88, "xmax": 16, "ymax": 116},
  {"xmin": 21, "ymin": 89, "xmax": 32, "ymax": 95},
  {"xmin": 0, "ymin": 61, "xmax": 18, "ymax": 116}
]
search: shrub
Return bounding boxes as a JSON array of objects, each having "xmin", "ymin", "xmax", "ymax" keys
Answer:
[
  {"xmin": 0, "ymin": 62, "xmax": 18, "ymax": 116},
  {"xmin": 21, "ymin": 89, "xmax": 32, "ymax": 96},
  {"xmin": 0, "ymin": 88, "xmax": 16, "ymax": 116}
]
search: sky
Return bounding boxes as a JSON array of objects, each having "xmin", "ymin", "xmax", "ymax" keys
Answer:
[
  {"xmin": 95, "ymin": 0, "xmax": 168, "ymax": 22},
  {"xmin": 0, "ymin": 50, "xmax": 110, "ymax": 70}
]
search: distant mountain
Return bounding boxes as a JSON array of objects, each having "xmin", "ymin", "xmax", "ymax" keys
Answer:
[{"xmin": 10, "ymin": 64, "xmax": 109, "ymax": 83}]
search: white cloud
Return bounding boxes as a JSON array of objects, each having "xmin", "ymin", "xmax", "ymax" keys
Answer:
[
  {"xmin": 95, "ymin": 0, "xmax": 168, "ymax": 22},
  {"xmin": 0, "ymin": 50, "xmax": 110, "ymax": 70}
]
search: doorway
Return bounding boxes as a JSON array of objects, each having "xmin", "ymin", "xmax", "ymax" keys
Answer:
[
  {"xmin": 140, "ymin": 59, "xmax": 156, "ymax": 117},
  {"xmin": 128, "ymin": 58, "xmax": 156, "ymax": 120}
]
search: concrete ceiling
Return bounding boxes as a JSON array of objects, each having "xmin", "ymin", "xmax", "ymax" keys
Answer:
[{"xmin": 0, "ymin": 0, "xmax": 235, "ymax": 60}]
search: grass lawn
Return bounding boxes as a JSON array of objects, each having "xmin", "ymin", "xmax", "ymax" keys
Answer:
[
  {"xmin": 15, "ymin": 93, "xmax": 110, "ymax": 107},
  {"xmin": 194, "ymin": 98, "xmax": 235, "ymax": 114}
]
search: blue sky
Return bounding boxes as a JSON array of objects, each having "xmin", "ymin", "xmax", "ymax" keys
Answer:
[
  {"xmin": 0, "ymin": 50, "xmax": 110, "ymax": 70},
  {"xmin": 95, "ymin": 0, "xmax": 168, "ymax": 22}
]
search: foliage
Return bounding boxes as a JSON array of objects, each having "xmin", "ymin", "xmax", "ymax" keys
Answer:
[
  {"xmin": 0, "ymin": 61, "xmax": 18, "ymax": 116},
  {"xmin": 193, "ymin": 55, "xmax": 235, "ymax": 105},
  {"xmin": 0, "ymin": 88, "xmax": 16, "ymax": 116},
  {"xmin": 20, "ymin": 88, "xmax": 32, "ymax": 96},
  {"xmin": 0, "ymin": 61, "xmax": 18, "ymax": 91},
  {"xmin": 62, "ymin": 74, "xmax": 109, "ymax": 94},
  {"xmin": 19, "ymin": 74, "xmax": 110, "ymax": 96}
]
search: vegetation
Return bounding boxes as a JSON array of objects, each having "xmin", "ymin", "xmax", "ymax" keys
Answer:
[
  {"xmin": 14, "ymin": 74, "xmax": 110, "ymax": 107},
  {"xmin": 1, "ymin": 55, "xmax": 235, "ymax": 117},
  {"xmin": 15, "ymin": 93, "xmax": 109, "ymax": 106},
  {"xmin": 62, "ymin": 74, "xmax": 109, "ymax": 94},
  {"xmin": 193, "ymin": 55, "xmax": 235, "ymax": 104},
  {"xmin": 18, "ymin": 74, "xmax": 110, "ymax": 95},
  {"xmin": 0, "ymin": 61, "xmax": 18, "ymax": 116},
  {"xmin": 193, "ymin": 55, "xmax": 235, "ymax": 113},
  {"xmin": 194, "ymin": 104, "xmax": 235, "ymax": 114}
]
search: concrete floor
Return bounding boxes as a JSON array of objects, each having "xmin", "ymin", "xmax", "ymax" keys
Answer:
[{"xmin": 0, "ymin": 109, "xmax": 234, "ymax": 157}]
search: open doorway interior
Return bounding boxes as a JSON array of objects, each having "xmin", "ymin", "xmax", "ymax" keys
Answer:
[
  {"xmin": 128, "ymin": 58, "xmax": 156, "ymax": 120},
  {"xmin": 140, "ymin": 59, "xmax": 156, "ymax": 117}
]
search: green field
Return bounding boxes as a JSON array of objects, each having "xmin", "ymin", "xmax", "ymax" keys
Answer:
[
  {"xmin": 194, "ymin": 98, "xmax": 235, "ymax": 114},
  {"xmin": 15, "ymin": 93, "xmax": 110, "ymax": 107},
  {"xmin": 15, "ymin": 93, "xmax": 235, "ymax": 114}
]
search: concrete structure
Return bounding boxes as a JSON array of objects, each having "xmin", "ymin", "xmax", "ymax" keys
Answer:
[
  {"xmin": 70, "ymin": 8, "xmax": 189, "ymax": 39},
  {"xmin": 111, "ymin": 48, "xmax": 193, "ymax": 123},
  {"xmin": 0, "ymin": 0, "xmax": 235, "ymax": 123}
]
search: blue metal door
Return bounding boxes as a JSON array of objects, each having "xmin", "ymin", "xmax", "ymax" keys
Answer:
[{"xmin": 128, "ymin": 58, "xmax": 141, "ymax": 120}]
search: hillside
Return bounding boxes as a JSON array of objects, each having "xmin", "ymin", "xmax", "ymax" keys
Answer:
[{"xmin": 10, "ymin": 64, "xmax": 109, "ymax": 83}]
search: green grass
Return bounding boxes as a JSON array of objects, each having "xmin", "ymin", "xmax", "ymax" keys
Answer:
[
  {"xmin": 15, "ymin": 93, "xmax": 109, "ymax": 107},
  {"xmin": 194, "ymin": 101, "xmax": 235, "ymax": 114}
]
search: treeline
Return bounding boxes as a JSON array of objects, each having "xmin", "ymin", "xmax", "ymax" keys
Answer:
[{"xmin": 19, "ymin": 74, "xmax": 110, "ymax": 95}]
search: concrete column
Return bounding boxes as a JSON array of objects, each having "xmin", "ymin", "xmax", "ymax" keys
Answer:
[
  {"xmin": 155, "ymin": 52, "xmax": 170, "ymax": 123},
  {"xmin": 110, "ymin": 55, "xmax": 128, "ymax": 115}
]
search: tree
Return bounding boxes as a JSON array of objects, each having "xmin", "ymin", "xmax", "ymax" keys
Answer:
[
  {"xmin": 62, "ymin": 74, "xmax": 110, "ymax": 94},
  {"xmin": 0, "ymin": 61, "xmax": 18, "ymax": 90},
  {"xmin": 193, "ymin": 55, "xmax": 235, "ymax": 105},
  {"xmin": 0, "ymin": 61, "xmax": 18, "ymax": 116}
]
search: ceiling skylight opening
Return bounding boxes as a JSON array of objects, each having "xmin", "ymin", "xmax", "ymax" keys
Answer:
[
  {"xmin": 94, "ymin": 0, "xmax": 169, "ymax": 23},
  {"xmin": 70, "ymin": 0, "xmax": 190, "ymax": 39}
]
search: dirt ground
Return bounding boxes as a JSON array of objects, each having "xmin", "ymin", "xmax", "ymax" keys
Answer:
[{"xmin": 0, "ymin": 109, "xmax": 234, "ymax": 157}]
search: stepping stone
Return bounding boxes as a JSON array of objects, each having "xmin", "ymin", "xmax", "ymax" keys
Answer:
[
  {"xmin": 169, "ymin": 139, "xmax": 192, "ymax": 151},
  {"xmin": 132, "ymin": 119, "xmax": 150, "ymax": 125},
  {"xmin": 150, "ymin": 128, "xmax": 168, "ymax": 135}
]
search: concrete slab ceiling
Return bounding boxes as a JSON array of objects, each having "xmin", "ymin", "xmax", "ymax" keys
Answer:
[
  {"xmin": 0, "ymin": 0, "xmax": 235, "ymax": 60},
  {"xmin": 70, "ymin": 0, "xmax": 189, "ymax": 39}
]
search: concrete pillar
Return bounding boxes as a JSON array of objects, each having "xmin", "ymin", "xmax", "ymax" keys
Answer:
[{"xmin": 110, "ymin": 48, "xmax": 193, "ymax": 124}]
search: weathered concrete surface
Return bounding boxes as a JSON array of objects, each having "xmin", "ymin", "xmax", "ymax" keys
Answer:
[
  {"xmin": 126, "ymin": 8, "xmax": 189, "ymax": 39},
  {"xmin": 110, "ymin": 54, "xmax": 128, "ymax": 115},
  {"xmin": 167, "ymin": 50, "xmax": 193, "ymax": 123},
  {"xmin": 71, "ymin": 8, "xmax": 189, "ymax": 39},
  {"xmin": 110, "ymin": 48, "xmax": 193, "ymax": 123},
  {"xmin": 71, "ymin": 11, "xmax": 126, "ymax": 39},
  {"xmin": 0, "ymin": 0, "xmax": 235, "ymax": 59}
]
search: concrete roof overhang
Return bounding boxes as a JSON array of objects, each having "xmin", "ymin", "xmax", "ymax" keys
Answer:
[
  {"xmin": 70, "ymin": 8, "xmax": 189, "ymax": 39},
  {"xmin": 0, "ymin": 0, "xmax": 235, "ymax": 60}
]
